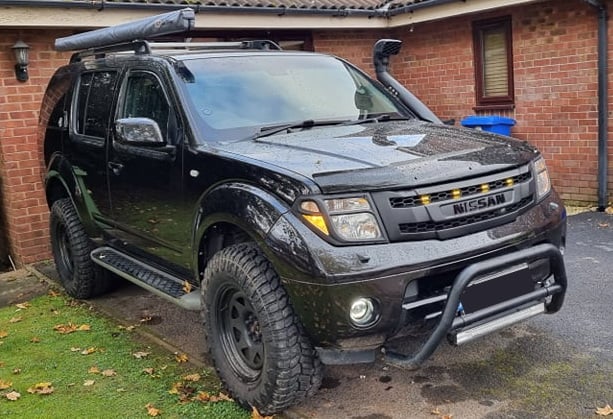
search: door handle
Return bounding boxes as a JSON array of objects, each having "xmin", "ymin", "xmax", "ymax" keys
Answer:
[{"xmin": 108, "ymin": 162, "xmax": 124, "ymax": 175}]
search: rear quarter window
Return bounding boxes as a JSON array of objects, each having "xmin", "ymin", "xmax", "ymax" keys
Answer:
[{"xmin": 74, "ymin": 71, "xmax": 118, "ymax": 138}]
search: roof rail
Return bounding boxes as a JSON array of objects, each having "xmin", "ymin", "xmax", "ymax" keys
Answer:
[
  {"xmin": 55, "ymin": 8, "xmax": 195, "ymax": 52},
  {"xmin": 67, "ymin": 39, "xmax": 282, "ymax": 63},
  {"xmin": 148, "ymin": 40, "xmax": 282, "ymax": 51}
]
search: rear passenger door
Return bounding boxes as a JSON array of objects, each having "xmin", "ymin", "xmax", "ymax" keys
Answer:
[
  {"xmin": 106, "ymin": 69, "xmax": 191, "ymax": 273},
  {"xmin": 69, "ymin": 70, "xmax": 119, "ymax": 218}
]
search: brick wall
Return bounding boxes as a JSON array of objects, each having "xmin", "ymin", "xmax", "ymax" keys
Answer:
[
  {"xmin": 0, "ymin": 29, "xmax": 70, "ymax": 266},
  {"xmin": 314, "ymin": 0, "xmax": 613, "ymax": 204}
]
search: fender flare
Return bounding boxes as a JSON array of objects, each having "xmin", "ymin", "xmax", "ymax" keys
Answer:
[
  {"xmin": 192, "ymin": 181, "xmax": 292, "ymax": 269},
  {"xmin": 45, "ymin": 152, "xmax": 101, "ymax": 236}
]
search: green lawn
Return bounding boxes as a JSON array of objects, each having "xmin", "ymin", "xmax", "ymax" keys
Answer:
[{"xmin": 0, "ymin": 293, "xmax": 249, "ymax": 418}]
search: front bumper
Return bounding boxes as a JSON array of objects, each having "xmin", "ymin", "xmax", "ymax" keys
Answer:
[
  {"xmin": 264, "ymin": 192, "xmax": 567, "ymax": 365},
  {"xmin": 384, "ymin": 242, "xmax": 566, "ymax": 369}
]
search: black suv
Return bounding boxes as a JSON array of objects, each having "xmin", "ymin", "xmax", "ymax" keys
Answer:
[{"xmin": 41, "ymin": 9, "xmax": 567, "ymax": 415}]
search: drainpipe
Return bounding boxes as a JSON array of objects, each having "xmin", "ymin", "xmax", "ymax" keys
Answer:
[{"xmin": 585, "ymin": 0, "xmax": 609, "ymax": 211}]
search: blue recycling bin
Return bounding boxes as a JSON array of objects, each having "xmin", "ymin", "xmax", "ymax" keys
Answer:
[{"xmin": 461, "ymin": 115, "xmax": 516, "ymax": 136}]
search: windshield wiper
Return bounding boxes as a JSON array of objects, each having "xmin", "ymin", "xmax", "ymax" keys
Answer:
[
  {"xmin": 342, "ymin": 113, "xmax": 411, "ymax": 126},
  {"xmin": 247, "ymin": 119, "xmax": 351, "ymax": 141}
]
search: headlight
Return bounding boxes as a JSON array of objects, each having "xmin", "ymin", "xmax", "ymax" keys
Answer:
[
  {"xmin": 534, "ymin": 157, "xmax": 551, "ymax": 199},
  {"xmin": 299, "ymin": 197, "xmax": 384, "ymax": 242}
]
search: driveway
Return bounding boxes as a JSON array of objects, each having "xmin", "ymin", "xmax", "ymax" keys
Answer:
[{"xmin": 34, "ymin": 211, "xmax": 613, "ymax": 418}]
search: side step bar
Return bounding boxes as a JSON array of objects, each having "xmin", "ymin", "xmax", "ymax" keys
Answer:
[{"xmin": 91, "ymin": 247, "xmax": 201, "ymax": 311}]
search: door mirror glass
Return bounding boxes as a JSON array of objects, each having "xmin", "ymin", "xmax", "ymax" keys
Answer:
[{"xmin": 115, "ymin": 117, "xmax": 164, "ymax": 145}]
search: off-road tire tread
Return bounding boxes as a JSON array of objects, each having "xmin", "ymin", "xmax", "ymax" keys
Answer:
[
  {"xmin": 50, "ymin": 198, "xmax": 110, "ymax": 298},
  {"xmin": 201, "ymin": 243, "xmax": 322, "ymax": 415}
]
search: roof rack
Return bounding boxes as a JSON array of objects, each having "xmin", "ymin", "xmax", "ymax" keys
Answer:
[{"xmin": 68, "ymin": 39, "xmax": 282, "ymax": 64}]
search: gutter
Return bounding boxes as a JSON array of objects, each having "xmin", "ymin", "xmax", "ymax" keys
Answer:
[
  {"xmin": 584, "ymin": 0, "xmax": 609, "ymax": 211},
  {"xmin": 0, "ymin": 0, "xmax": 386, "ymax": 18}
]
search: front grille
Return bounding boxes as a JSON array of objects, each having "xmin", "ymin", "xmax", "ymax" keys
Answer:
[
  {"xmin": 389, "ymin": 172, "xmax": 532, "ymax": 209},
  {"xmin": 371, "ymin": 165, "xmax": 536, "ymax": 242},
  {"xmin": 398, "ymin": 196, "xmax": 534, "ymax": 234}
]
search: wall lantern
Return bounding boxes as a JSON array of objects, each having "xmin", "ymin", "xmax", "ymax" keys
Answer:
[{"xmin": 12, "ymin": 40, "xmax": 30, "ymax": 82}]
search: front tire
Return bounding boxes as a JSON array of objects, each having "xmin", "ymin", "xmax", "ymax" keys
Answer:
[
  {"xmin": 49, "ymin": 198, "xmax": 110, "ymax": 298},
  {"xmin": 201, "ymin": 243, "xmax": 322, "ymax": 415}
]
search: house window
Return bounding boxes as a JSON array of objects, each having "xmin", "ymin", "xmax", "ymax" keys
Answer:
[{"xmin": 473, "ymin": 17, "xmax": 514, "ymax": 109}]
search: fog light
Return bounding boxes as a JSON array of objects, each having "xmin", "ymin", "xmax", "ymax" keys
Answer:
[{"xmin": 349, "ymin": 298, "xmax": 376, "ymax": 326}]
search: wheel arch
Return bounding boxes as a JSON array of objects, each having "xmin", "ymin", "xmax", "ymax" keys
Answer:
[
  {"xmin": 193, "ymin": 181, "xmax": 290, "ymax": 282},
  {"xmin": 45, "ymin": 153, "xmax": 100, "ymax": 236}
]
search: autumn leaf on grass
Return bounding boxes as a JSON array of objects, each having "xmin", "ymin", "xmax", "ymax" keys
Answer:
[
  {"xmin": 101, "ymin": 369, "xmax": 116, "ymax": 377},
  {"xmin": 251, "ymin": 406, "xmax": 274, "ymax": 419},
  {"xmin": 143, "ymin": 368, "xmax": 155, "ymax": 376},
  {"xmin": 133, "ymin": 351, "xmax": 150, "ymax": 359},
  {"xmin": 0, "ymin": 379, "xmax": 12, "ymax": 390},
  {"xmin": 596, "ymin": 404, "xmax": 613, "ymax": 416},
  {"xmin": 81, "ymin": 347, "xmax": 97, "ymax": 355},
  {"xmin": 54, "ymin": 323, "xmax": 78, "ymax": 334},
  {"xmin": 175, "ymin": 353, "xmax": 188, "ymax": 363},
  {"xmin": 78, "ymin": 324, "xmax": 91, "ymax": 331},
  {"xmin": 48, "ymin": 289, "xmax": 61, "ymax": 297},
  {"xmin": 30, "ymin": 337, "xmax": 40, "ymax": 343},
  {"xmin": 15, "ymin": 302, "xmax": 30, "ymax": 310},
  {"xmin": 88, "ymin": 366, "xmax": 100, "ymax": 374},
  {"xmin": 5, "ymin": 391, "xmax": 20, "ymax": 401},
  {"xmin": 182, "ymin": 373, "xmax": 200, "ymax": 382},
  {"xmin": 9, "ymin": 317, "xmax": 22, "ymax": 323},
  {"xmin": 145, "ymin": 403, "xmax": 161, "ymax": 417},
  {"xmin": 0, "ymin": 331, "xmax": 8, "ymax": 339},
  {"xmin": 83, "ymin": 380, "xmax": 95, "ymax": 387},
  {"xmin": 183, "ymin": 281, "xmax": 192, "ymax": 293},
  {"xmin": 13, "ymin": 368, "xmax": 21, "ymax": 375},
  {"xmin": 168, "ymin": 382, "xmax": 182, "ymax": 395},
  {"xmin": 27, "ymin": 382, "xmax": 54, "ymax": 395}
]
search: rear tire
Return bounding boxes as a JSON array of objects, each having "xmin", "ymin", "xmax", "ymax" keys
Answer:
[
  {"xmin": 49, "ymin": 198, "xmax": 111, "ymax": 298},
  {"xmin": 201, "ymin": 243, "xmax": 322, "ymax": 415}
]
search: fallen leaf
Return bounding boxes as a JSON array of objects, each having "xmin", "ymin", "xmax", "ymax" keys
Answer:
[
  {"xmin": 431, "ymin": 408, "xmax": 442, "ymax": 415},
  {"xmin": 218, "ymin": 393, "xmax": 233, "ymax": 402},
  {"xmin": 183, "ymin": 281, "xmax": 192, "ymax": 293},
  {"xmin": 598, "ymin": 222, "xmax": 609, "ymax": 228},
  {"xmin": 70, "ymin": 347, "xmax": 82, "ymax": 352},
  {"xmin": 140, "ymin": 316, "xmax": 152, "ymax": 324},
  {"xmin": 88, "ymin": 366, "xmax": 100, "ymax": 374},
  {"xmin": 143, "ymin": 368, "xmax": 155, "ymax": 376},
  {"xmin": 0, "ymin": 331, "xmax": 8, "ymax": 339},
  {"xmin": 175, "ymin": 353, "xmax": 188, "ymax": 363},
  {"xmin": 15, "ymin": 302, "xmax": 30, "ymax": 309},
  {"xmin": 83, "ymin": 380, "xmax": 95, "ymax": 387},
  {"xmin": 9, "ymin": 317, "xmax": 22, "ymax": 323},
  {"xmin": 30, "ymin": 337, "xmax": 40, "ymax": 343},
  {"xmin": 0, "ymin": 379, "xmax": 12, "ymax": 390},
  {"xmin": 168, "ymin": 382, "xmax": 182, "ymax": 395},
  {"xmin": 442, "ymin": 415, "xmax": 453, "ymax": 419},
  {"xmin": 81, "ymin": 347, "xmax": 96, "ymax": 355},
  {"xmin": 596, "ymin": 404, "xmax": 613, "ymax": 416},
  {"xmin": 27, "ymin": 382, "xmax": 54, "ymax": 395},
  {"xmin": 54, "ymin": 323, "xmax": 78, "ymax": 334},
  {"xmin": 78, "ymin": 324, "xmax": 91, "ymax": 331},
  {"xmin": 133, "ymin": 351, "xmax": 150, "ymax": 359},
  {"xmin": 145, "ymin": 403, "xmax": 161, "ymax": 417},
  {"xmin": 251, "ymin": 406, "xmax": 273, "ymax": 419},
  {"xmin": 195, "ymin": 391, "xmax": 210, "ymax": 402},
  {"xmin": 48, "ymin": 290, "xmax": 60, "ymax": 297},
  {"xmin": 605, "ymin": 206, "xmax": 613, "ymax": 215},
  {"xmin": 183, "ymin": 373, "xmax": 200, "ymax": 382},
  {"xmin": 101, "ymin": 369, "xmax": 117, "ymax": 377},
  {"xmin": 5, "ymin": 391, "xmax": 20, "ymax": 401},
  {"xmin": 12, "ymin": 368, "xmax": 21, "ymax": 375}
]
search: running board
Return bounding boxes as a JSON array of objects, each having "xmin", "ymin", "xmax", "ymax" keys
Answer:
[{"xmin": 90, "ymin": 247, "xmax": 201, "ymax": 311}]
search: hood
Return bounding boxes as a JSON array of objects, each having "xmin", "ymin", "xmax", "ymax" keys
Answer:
[{"xmin": 217, "ymin": 120, "xmax": 538, "ymax": 193}]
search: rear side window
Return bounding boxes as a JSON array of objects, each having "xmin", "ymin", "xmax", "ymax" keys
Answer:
[{"xmin": 75, "ymin": 71, "xmax": 118, "ymax": 138}]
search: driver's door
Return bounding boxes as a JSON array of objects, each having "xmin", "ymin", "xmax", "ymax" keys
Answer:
[{"xmin": 107, "ymin": 69, "xmax": 192, "ymax": 273}]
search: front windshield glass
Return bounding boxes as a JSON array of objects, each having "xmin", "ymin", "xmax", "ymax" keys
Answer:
[{"xmin": 181, "ymin": 54, "xmax": 412, "ymax": 142}]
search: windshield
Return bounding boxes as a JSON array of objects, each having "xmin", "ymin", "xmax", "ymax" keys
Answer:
[{"xmin": 180, "ymin": 54, "xmax": 412, "ymax": 142}]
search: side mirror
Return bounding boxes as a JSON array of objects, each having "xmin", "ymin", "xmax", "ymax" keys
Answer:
[{"xmin": 115, "ymin": 117, "xmax": 165, "ymax": 145}]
